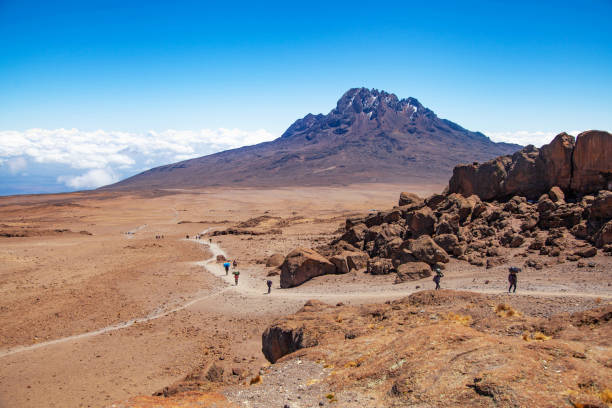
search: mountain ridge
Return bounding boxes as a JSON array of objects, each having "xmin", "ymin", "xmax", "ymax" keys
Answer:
[{"xmin": 105, "ymin": 88, "xmax": 521, "ymax": 189}]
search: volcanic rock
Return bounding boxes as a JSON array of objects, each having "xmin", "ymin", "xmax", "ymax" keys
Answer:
[
  {"xmin": 448, "ymin": 130, "xmax": 611, "ymax": 200},
  {"xmin": 408, "ymin": 235, "xmax": 449, "ymax": 265},
  {"xmin": 398, "ymin": 192, "xmax": 423, "ymax": 207},
  {"xmin": 571, "ymin": 130, "xmax": 612, "ymax": 193},
  {"xmin": 279, "ymin": 248, "xmax": 337, "ymax": 288},
  {"xmin": 266, "ymin": 253, "xmax": 285, "ymax": 268},
  {"xmin": 395, "ymin": 262, "xmax": 432, "ymax": 283}
]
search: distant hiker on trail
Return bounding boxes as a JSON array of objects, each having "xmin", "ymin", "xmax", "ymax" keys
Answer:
[
  {"xmin": 508, "ymin": 266, "xmax": 519, "ymax": 293},
  {"xmin": 267, "ymin": 280, "xmax": 272, "ymax": 294},
  {"xmin": 209, "ymin": 238, "xmax": 212, "ymax": 243},
  {"xmin": 233, "ymin": 270, "xmax": 240, "ymax": 285},
  {"xmin": 233, "ymin": 260, "xmax": 238, "ymax": 268},
  {"xmin": 223, "ymin": 261, "xmax": 231, "ymax": 275},
  {"xmin": 433, "ymin": 266, "xmax": 443, "ymax": 290},
  {"xmin": 186, "ymin": 234, "xmax": 189, "ymax": 239}
]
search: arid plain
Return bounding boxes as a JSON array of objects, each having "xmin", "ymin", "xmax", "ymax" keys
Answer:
[{"xmin": 1, "ymin": 182, "xmax": 610, "ymax": 407}]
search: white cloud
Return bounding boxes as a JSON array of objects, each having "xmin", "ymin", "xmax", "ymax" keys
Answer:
[
  {"xmin": 485, "ymin": 130, "xmax": 585, "ymax": 147},
  {"xmin": 57, "ymin": 168, "xmax": 119, "ymax": 189},
  {"xmin": 0, "ymin": 128, "xmax": 276, "ymax": 190},
  {"xmin": 6, "ymin": 157, "xmax": 27, "ymax": 174}
]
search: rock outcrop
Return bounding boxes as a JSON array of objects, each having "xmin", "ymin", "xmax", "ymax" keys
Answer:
[
  {"xmin": 261, "ymin": 292, "xmax": 612, "ymax": 407},
  {"xmin": 448, "ymin": 130, "xmax": 611, "ymax": 200},
  {"xmin": 279, "ymin": 248, "xmax": 337, "ymax": 288}
]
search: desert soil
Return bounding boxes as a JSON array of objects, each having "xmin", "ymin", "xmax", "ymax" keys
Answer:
[{"xmin": 0, "ymin": 182, "xmax": 610, "ymax": 408}]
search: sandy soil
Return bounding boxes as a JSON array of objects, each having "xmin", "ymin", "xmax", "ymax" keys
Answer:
[{"xmin": 0, "ymin": 182, "xmax": 610, "ymax": 408}]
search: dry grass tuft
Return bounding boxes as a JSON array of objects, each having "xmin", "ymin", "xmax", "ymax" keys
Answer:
[
  {"xmin": 495, "ymin": 303, "xmax": 520, "ymax": 317},
  {"xmin": 446, "ymin": 312, "xmax": 472, "ymax": 326},
  {"xmin": 522, "ymin": 331, "xmax": 552, "ymax": 341}
]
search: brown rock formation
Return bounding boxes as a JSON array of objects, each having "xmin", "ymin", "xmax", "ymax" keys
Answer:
[
  {"xmin": 279, "ymin": 248, "xmax": 336, "ymax": 288},
  {"xmin": 448, "ymin": 130, "xmax": 611, "ymax": 200},
  {"xmin": 571, "ymin": 130, "xmax": 612, "ymax": 193}
]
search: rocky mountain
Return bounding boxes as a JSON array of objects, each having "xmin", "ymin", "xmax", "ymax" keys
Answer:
[{"xmin": 106, "ymin": 88, "xmax": 520, "ymax": 189}]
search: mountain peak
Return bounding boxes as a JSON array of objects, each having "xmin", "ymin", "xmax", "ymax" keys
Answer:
[
  {"xmin": 334, "ymin": 87, "xmax": 423, "ymax": 116},
  {"xmin": 108, "ymin": 88, "xmax": 521, "ymax": 190}
]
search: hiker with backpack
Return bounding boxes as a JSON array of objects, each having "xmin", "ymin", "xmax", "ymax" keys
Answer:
[
  {"xmin": 266, "ymin": 280, "xmax": 272, "ymax": 294},
  {"xmin": 508, "ymin": 266, "xmax": 519, "ymax": 293},
  {"xmin": 233, "ymin": 270, "xmax": 240, "ymax": 285},
  {"xmin": 223, "ymin": 261, "xmax": 231, "ymax": 275},
  {"xmin": 433, "ymin": 266, "xmax": 443, "ymax": 290}
]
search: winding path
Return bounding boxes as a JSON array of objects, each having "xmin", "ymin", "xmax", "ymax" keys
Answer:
[{"xmin": 2, "ymin": 232, "xmax": 610, "ymax": 359}]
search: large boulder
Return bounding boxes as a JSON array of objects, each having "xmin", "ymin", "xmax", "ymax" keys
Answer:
[
  {"xmin": 346, "ymin": 251, "xmax": 369, "ymax": 270},
  {"xmin": 448, "ymin": 156, "xmax": 510, "ymax": 200},
  {"xmin": 280, "ymin": 248, "xmax": 337, "ymax": 288},
  {"xmin": 408, "ymin": 236, "xmax": 450, "ymax": 265},
  {"xmin": 595, "ymin": 220, "xmax": 612, "ymax": 247},
  {"xmin": 261, "ymin": 300, "xmax": 325, "ymax": 362},
  {"xmin": 367, "ymin": 257, "xmax": 394, "ymax": 275},
  {"xmin": 539, "ymin": 133, "xmax": 575, "ymax": 190},
  {"xmin": 266, "ymin": 253, "xmax": 285, "ymax": 267},
  {"xmin": 589, "ymin": 191, "xmax": 612, "ymax": 220},
  {"xmin": 329, "ymin": 254, "xmax": 350, "ymax": 274},
  {"xmin": 399, "ymin": 192, "xmax": 423, "ymax": 207},
  {"xmin": 571, "ymin": 130, "xmax": 612, "ymax": 193},
  {"xmin": 395, "ymin": 262, "xmax": 432, "ymax": 283},
  {"xmin": 341, "ymin": 223, "xmax": 367, "ymax": 247},
  {"xmin": 405, "ymin": 206, "xmax": 436, "ymax": 237}
]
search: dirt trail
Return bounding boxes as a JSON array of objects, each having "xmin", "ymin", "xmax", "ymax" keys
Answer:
[{"xmin": 4, "ymin": 231, "xmax": 609, "ymax": 361}]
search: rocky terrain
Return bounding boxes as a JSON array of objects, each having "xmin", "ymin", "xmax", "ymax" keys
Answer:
[
  {"xmin": 278, "ymin": 130, "xmax": 612, "ymax": 288},
  {"xmin": 260, "ymin": 290, "xmax": 612, "ymax": 407},
  {"xmin": 106, "ymin": 88, "xmax": 519, "ymax": 189}
]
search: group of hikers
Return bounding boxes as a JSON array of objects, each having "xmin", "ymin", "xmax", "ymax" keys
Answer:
[
  {"xmin": 222, "ymin": 260, "xmax": 241, "ymax": 285},
  {"xmin": 433, "ymin": 265, "xmax": 521, "ymax": 293},
  {"xmin": 155, "ymin": 235, "xmax": 164, "ymax": 239}
]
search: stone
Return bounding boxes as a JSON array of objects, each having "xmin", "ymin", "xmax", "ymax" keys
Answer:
[
  {"xmin": 548, "ymin": 186, "xmax": 565, "ymax": 203},
  {"xmin": 367, "ymin": 257, "xmax": 394, "ymax": 275},
  {"xmin": 574, "ymin": 246, "xmax": 597, "ymax": 258},
  {"xmin": 395, "ymin": 262, "xmax": 432, "ymax": 283},
  {"xmin": 405, "ymin": 206, "xmax": 436, "ymax": 237},
  {"xmin": 448, "ymin": 131, "xmax": 612, "ymax": 199},
  {"xmin": 341, "ymin": 223, "xmax": 368, "ymax": 247},
  {"xmin": 399, "ymin": 192, "xmax": 423, "ymax": 207},
  {"xmin": 280, "ymin": 248, "xmax": 337, "ymax": 288},
  {"xmin": 589, "ymin": 191, "xmax": 612, "ymax": 220},
  {"xmin": 266, "ymin": 253, "xmax": 285, "ymax": 267},
  {"xmin": 345, "ymin": 251, "xmax": 369, "ymax": 270},
  {"xmin": 408, "ymin": 235, "xmax": 449, "ymax": 265},
  {"xmin": 329, "ymin": 254, "xmax": 350, "ymax": 274},
  {"xmin": 595, "ymin": 220, "xmax": 612, "ymax": 247},
  {"xmin": 571, "ymin": 130, "xmax": 612, "ymax": 193}
]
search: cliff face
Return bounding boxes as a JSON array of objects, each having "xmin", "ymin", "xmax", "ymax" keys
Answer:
[{"xmin": 448, "ymin": 130, "xmax": 612, "ymax": 200}]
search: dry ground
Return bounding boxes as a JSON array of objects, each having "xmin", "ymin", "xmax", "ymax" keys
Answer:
[{"xmin": 0, "ymin": 182, "xmax": 610, "ymax": 408}]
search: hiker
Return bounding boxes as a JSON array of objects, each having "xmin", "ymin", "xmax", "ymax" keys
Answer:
[
  {"xmin": 508, "ymin": 266, "xmax": 519, "ymax": 293},
  {"xmin": 233, "ymin": 270, "xmax": 240, "ymax": 285},
  {"xmin": 266, "ymin": 280, "xmax": 272, "ymax": 294},
  {"xmin": 186, "ymin": 234, "xmax": 189, "ymax": 239},
  {"xmin": 223, "ymin": 261, "xmax": 231, "ymax": 275},
  {"xmin": 433, "ymin": 266, "xmax": 443, "ymax": 290},
  {"xmin": 233, "ymin": 260, "xmax": 238, "ymax": 268},
  {"xmin": 209, "ymin": 238, "xmax": 212, "ymax": 243}
]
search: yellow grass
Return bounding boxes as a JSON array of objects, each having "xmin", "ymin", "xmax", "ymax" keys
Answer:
[{"xmin": 495, "ymin": 303, "xmax": 520, "ymax": 317}]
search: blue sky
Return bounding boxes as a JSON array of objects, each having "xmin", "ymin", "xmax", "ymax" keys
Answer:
[{"xmin": 1, "ymin": 0, "xmax": 611, "ymax": 195}]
